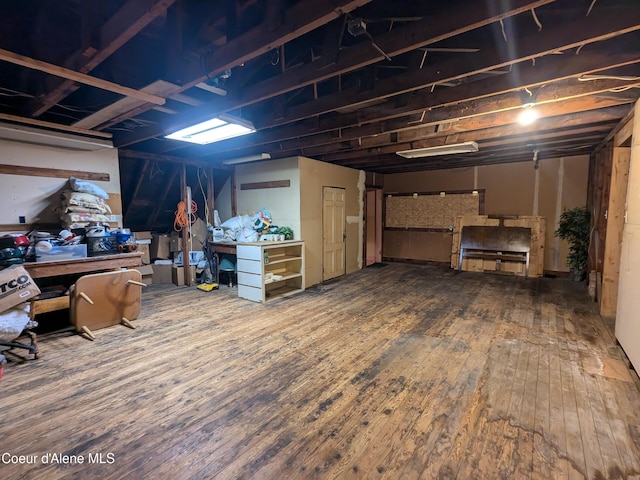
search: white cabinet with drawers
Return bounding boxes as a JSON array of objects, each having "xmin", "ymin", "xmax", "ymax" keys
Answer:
[{"xmin": 236, "ymin": 241, "xmax": 305, "ymax": 303}]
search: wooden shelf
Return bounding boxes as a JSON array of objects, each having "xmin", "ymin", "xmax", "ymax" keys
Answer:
[
  {"xmin": 265, "ymin": 272, "xmax": 302, "ymax": 284},
  {"xmin": 237, "ymin": 241, "xmax": 305, "ymax": 303},
  {"xmin": 265, "ymin": 284, "xmax": 304, "ymax": 299}
]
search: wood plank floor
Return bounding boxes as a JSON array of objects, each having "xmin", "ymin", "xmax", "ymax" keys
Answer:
[{"xmin": 1, "ymin": 263, "xmax": 640, "ymax": 479}]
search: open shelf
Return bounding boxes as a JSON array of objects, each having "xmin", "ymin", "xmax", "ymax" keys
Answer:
[{"xmin": 237, "ymin": 241, "xmax": 305, "ymax": 303}]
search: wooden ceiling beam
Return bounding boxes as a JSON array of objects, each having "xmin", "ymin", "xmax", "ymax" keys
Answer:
[
  {"xmin": 118, "ymin": 149, "xmax": 223, "ymax": 168},
  {"xmin": 30, "ymin": 0, "xmax": 178, "ymax": 117},
  {"xmin": 276, "ymin": 81, "xmax": 640, "ymax": 157},
  {"xmin": 0, "ymin": 47, "xmax": 166, "ymax": 106},
  {"xmin": 190, "ymin": 51, "xmax": 640, "ymax": 159},
  {"xmin": 115, "ymin": 0, "xmax": 552, "ymax": 147},
  {"xmin": 318, "ymin": 105, "xmax": 630, "ymax": 162},
  {"xmin": 262, "ymin": 9, "xmax": 640, "ymax": 129},
  {"xmin": 112, "ymin": 0, "xmax": 372, "ymax": 144},
  {"xmin": 341, "ymin": 136, "xmax": 608, "ymax": 172}
]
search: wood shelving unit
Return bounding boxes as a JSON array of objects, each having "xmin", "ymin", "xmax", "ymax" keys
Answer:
[{"xmin": 237, "ymin": 241, "xmax": 305, "ymax": 303}]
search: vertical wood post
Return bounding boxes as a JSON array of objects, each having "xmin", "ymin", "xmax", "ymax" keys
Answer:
[
  {"xmin": 231, "ymin": 166, "xmax": 237, "ymax": 217},
  {"xmin": 600, "ymin": 146, "xmax": 631, "ymax": 317},
  {"xmin": 207, "ymin": 166, "xmax": 215, "ymax": 226},
  {"xmin": 181, "ymin": 165, "xmax": 191, "ymax": 286}
]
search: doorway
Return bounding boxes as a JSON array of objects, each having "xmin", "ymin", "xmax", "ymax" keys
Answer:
[
  {"xmin": 323, "ymin": 186, "xmax": 346, "ymax": 281},
  {"xmin": 365, "ymin": 188, "xmax": 383, "ymax": 266}
]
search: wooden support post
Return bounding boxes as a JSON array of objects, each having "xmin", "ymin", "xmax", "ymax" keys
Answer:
[
  {"xmin": 600, "ymin": 147, "xmax": 631, "ymax": 318},
  {"xmin": 207, "ymin": 166, "xmax": 215, "ymax": 227},
  {"xmin": 181, "ymin": 165, "xmax": 192, "ymax": 287},
  {"xmin": 231, "ymin": 167, "xmax": 237, "ymax": 217}
]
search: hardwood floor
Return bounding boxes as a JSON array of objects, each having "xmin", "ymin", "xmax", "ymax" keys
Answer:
[{"xmin": 1, "ymin": 263, "xmax": 640, "ymax": 479}]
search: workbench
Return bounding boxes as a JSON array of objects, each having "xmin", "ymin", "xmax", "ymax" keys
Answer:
[{"xmin": 23, "ymin": 252, "xmax": 143, "ymax": 279}]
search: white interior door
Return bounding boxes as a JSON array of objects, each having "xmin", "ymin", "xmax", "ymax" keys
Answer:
[
  {"xmin": 323, "ymin": 186, "xmax": 346, "ymax": 280},
  {"xmin": 616, "ymin": 103, "xmax": 640, "ymax": 371}
]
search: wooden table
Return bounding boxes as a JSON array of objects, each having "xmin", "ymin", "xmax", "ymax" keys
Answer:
[
  {"xmin": 209, "ymin": 241, "xmax": 238, "ymax": 255},
  {"xmin": 4, "ymin": 253, "xmax": 143, "ymax": 357},
  {"xmin": 23, "ymin": 252, "xmax": 143, "ymax": 279}
]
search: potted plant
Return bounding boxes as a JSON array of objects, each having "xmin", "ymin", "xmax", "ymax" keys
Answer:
[
  {"xmin": 275, "ymin": 226, "xmax": 294, "ymax": 240},
  {"xmin": 555, "ymin": 206, "xmax": 590, "ymax": 281}
]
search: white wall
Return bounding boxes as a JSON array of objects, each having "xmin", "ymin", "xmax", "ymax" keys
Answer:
[{"xmin": 0, "ymin": 138, "xmax": 121, "ymax": 230}]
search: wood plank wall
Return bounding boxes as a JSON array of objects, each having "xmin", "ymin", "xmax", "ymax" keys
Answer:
[
  {"xmin": 588, "ymin": 112, "xmax": 634, "ymax": 318},
  {"xmin": 450, "ymin": 215, "xmax": 546, "ymax": 277}
]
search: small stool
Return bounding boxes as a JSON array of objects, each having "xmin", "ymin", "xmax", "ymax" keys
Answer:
[{"xmin": 219, "ymin": 256, "xmax": 237, "ymax": 288}]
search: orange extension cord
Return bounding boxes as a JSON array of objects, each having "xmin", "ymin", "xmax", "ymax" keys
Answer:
[{"xmin": 174, "ymin": 200, "xmax": 198, "ymax": 232}]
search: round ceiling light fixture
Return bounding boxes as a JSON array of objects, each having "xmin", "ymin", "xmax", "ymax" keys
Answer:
[{"xmin": 518, "ymin": 106, "xmax": 539, "ymax": 126}]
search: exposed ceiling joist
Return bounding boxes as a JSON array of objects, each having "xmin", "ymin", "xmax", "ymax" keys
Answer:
[
  {"xmin": 30, "ymin": 0, "xmax": 178, "ymax": 117},
  {"xmin": 116, "ymin": 0, "xmax": 554, "ymax": 147},
  {"xmin": 0, "ymin": 47, "xmax": 166, "ymax": 106}
]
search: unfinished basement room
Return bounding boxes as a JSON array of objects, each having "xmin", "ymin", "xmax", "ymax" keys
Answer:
[{"xmin": 1, "ymin": 1, "xmax": 640, "ymax": 478}]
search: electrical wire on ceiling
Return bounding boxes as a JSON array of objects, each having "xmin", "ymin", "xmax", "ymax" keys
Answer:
[
  {"xmin": 499, "ymin": 18, "xmax": 508, "ymax": 43},
  {"xmin": 586, "ymin": 0, "xmax": 598, "ymax": 16},
  {"xmin": 578, "ymin": 74, "xmax": 640, "ymax": 92},
  {"xmin": 531, "ymin": 8, "xmax": 543, "ymax": 31},
  {"xmin": 197, "ymin": 168, "xmax": 211, "ymax": 227}
]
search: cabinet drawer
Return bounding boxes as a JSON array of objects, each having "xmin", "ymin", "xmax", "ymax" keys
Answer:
[
  {"xmin": 237, "ymin": 258, "xmax": 262, "ymax": 274},
  {"xmin": 238, "ymin": 284, "xmax": 263, "ymax": 303},
  {"xmin": 238, "ymin": 271, "xmax": 262, "ymax": 288},
  {"xmin": 237, "ymin": 245, "xmax": 262, "ymax": 261}
]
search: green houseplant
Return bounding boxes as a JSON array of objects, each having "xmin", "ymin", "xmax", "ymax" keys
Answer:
[{"xmin": 555, "ymin": 206, "xmax": 590, "ymax": 281}]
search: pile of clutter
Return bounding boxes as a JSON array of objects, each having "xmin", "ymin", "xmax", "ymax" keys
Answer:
[
  {"xmin": 55, "ymin": 176, "xmax": 112, "ymax": 229},
  {"xmin": 215, "ymin": 209, "xmax": 293, "ymax": 242}
]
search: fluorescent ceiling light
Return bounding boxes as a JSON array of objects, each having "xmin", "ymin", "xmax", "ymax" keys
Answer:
[
  {"xmin": 165, "ymin": 114, "xmax": 255, "ymax": 145},
  {"xmin": 195, "ymin": 82, "xmax": 227, "ymax": 96},
  {"xmin": 222, "ymin": 153, "xmax": 271, "ymax": 165},
  {"xmin": 0, "ymin": 122, "xmax": 113, "ymax": 151},
  {"xmin": 396, "ymin": 141, "xmax": 479, "ymax": 158}
]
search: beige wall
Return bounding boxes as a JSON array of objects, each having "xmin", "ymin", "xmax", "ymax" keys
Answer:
[
  {"xmin": 299, "ymin": 157, "xmax": 363, "ymax": 287},
  {"xmin": 0, "ymin": 138, "xmax": 121, "ymax": 231},
  {"xmin": 383, "ymin": 156, "xmax": 589, "ymax": 271},
  {"xmin": 384, "ymin": 166, "xmax": 475, "ymax": 192},
  {"xmin": 223, "ymin": 156, "xmax": 363, "ymax": 288},
  {"xmin": 234, "ymin": 157, "xmax": 301, "ymax": 239}
]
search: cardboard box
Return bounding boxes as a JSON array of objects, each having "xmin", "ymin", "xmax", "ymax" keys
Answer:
[
  {"xmin": 134, "ymin": 231, "xmax": 152, "ymax": 245},
  {"xmin": 36, "ymin": 244, "xmax": 88, "ymax": 262},
  {"xmin": 150, "ymin": 234, "xmax": 171, "ymax": 260},
  {"xmin": 135, "ymin": 265, "xmax": 154, "ymax": 285},
  {"xmin": 137, "ymin": 244, "xmax": 150, "ymax": 265},
  {"xmin": 0, "ymin": 265, "xmax": 41, "ymax": 313},
  {"xmin": 170, "ymin": 232, "xmax": 182, "ymax": 252},
  {"xmin": 171, "ymin": 265, "xmax": 196, "ymax": 286},
  {"xmin": 152, "ymin": 263, "xmax": 173, "ymax": 284},
  {"xmin": 173, "ymin": 250, "xmax": 205, "ymax": 266}
]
